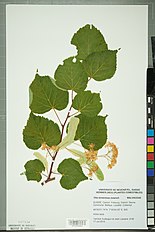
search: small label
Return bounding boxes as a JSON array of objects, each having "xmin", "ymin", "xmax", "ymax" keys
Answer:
[
  {"xmin": 8, "ymin": 221, "xmax": 36, "ymax": 230},
  {"xmin": 66, "ymin": 218, "xmax": 89, "ymax": 228}
]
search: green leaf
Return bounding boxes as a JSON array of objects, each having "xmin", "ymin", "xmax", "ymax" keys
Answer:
[
  {"xmin": 24, "ymin": 159, "xmax": 45, "ymax": 182},
  {"xmin": 75, "ymin": 114, "xmax": 107, "ymax": 150},
  {"xmin": 83, "ymin": 50, "xmax": 117, "ymax": 81},
  {"xmin": 88, "ymin": 161, "xmax": 104, "ymax": 181},
  {"xmin": 72, "ymin": 90, "xmax": 102, "ymax": 117},
  {"xmin": 29, "ymin": 74, "xmax": 69, "ymax": 114},
  {"xmin": 71, "ymin": 24, "xmax": 108, "ymax": 60},
  {"xmin": 58, "ymin": 117, "xmax": 79, "ymax": 150},
  {"xmin": 23, "ymin": 113, "xmax": 61, "ymax": 149},
  {"xmin": 54, "ymin": 57, "xmax": 88, "ymax": 93},
  {"xmin": 33, "ymin": 152, "xmax": 48, "ymax": 171},
  {"xmin": 58, "ymin": 158, "xmax": 88, "ymax": 190}
]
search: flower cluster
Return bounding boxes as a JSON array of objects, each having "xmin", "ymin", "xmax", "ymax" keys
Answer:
[
  {"xmin": 105, "ymin": 142, "xmax": 118, "ymax": 169},
  {"xmin": 50, "ymin": 145, "xmax": 58, "ymax": 151},
  {"xmin": 41, "ymin": 143, "xmax": 49, "ymax": 150},
  {"xmin": 85, "ymin": 143, "xmax": 98, "ymax": 161},
  {"xmin": 41, "ymin": 143, "xmax": 58, "ymax": 151}
]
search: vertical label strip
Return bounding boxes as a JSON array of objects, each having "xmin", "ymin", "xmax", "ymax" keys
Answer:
[{"xmin": 147, "ymin": 96, "xmax": 155, "ymax": 227}]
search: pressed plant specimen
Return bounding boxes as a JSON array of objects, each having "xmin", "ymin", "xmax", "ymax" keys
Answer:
[{"xmin": 21, "ymin": 24, "xmax": 119, "ymax": 190}]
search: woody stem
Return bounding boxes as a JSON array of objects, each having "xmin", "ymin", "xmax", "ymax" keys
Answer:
[{"xmin": 42, "ymin": 90, "xmax": 74, "ymax": 185}]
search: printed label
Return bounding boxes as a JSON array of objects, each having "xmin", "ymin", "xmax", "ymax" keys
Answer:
[
  {"xmin": 91, "ymin": 182, "xmax": 147, "ymax": 229},
  {"xmin": 8, "ymin": 220, "xmax": 36, "ymax": 230}
]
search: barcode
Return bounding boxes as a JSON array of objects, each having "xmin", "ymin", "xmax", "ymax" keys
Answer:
[{"xmin": 67, "ymin": 219, "xmax": 89, "ymax": 228}]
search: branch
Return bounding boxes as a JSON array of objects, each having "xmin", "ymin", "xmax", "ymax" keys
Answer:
[
  {"xmin": 60, "ymin": 90, "xmax": 73, "ymax": 140},
  {"xmin": 45, "ymin": 151, "xmax": 58, "ymax": 183},
  {"xmin": 41, "ymin": 177, "xmax": 55, "ymax": 186},
  {"xmin": 43, "ymin": 90, "xmax": 74, "ymax": 185}
]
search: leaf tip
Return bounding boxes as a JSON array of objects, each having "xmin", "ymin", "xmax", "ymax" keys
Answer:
[{"xmin": 105, "ymin": 114, "xmax": 108, "ymax": 119}]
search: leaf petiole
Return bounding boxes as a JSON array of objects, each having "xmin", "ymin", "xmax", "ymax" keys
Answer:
[
  {"xmin": 52, "ymin": 171, "xmax": 61, "ymax": 175},
  {"xmin": 46, "ymin": 148, "xmax": 54, "ymax": 159},
  {"xmin": 42, "ymin": 172, "xmax": 48, "ymax": 177},
  {"xmin": 53, "ymin": 108, "xmax": 63, "ymax": 126},
  {"xmin": 69, "ymin": 111, "xmax": 79, "ymax": 117}
]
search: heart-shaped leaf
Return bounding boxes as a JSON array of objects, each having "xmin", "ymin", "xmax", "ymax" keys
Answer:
[
  {"xmin": 72, "ymin": 90, "xmax": 102, "ymax": 117},
  {"xmin": 83, "ymin": 50, "xmax": 117, "ymax": 81},
  {"xmin": 75, "ymin": 114, "xmax": 107, "ymax": 150},
  {"xmin": 54, "ymin": 57, "xmax": 88, "ymax": 93},
  {"xmin": 58, "ymin": 158, "xmax": 88, "ymax": 190},
  {"xmin": 24, "ymin": 159, "xmax": 45, "ymax": 182},
  {"xmin": 23, "ymin": 113, "xmax": 61, "ymax": 150},
  {"xmin": 71, "ymin": 24, "xmax": 108, "ymax": 60},
  {"xmin": 29, "ymin": 74, "xmax": 69, "ymax": 114}
]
